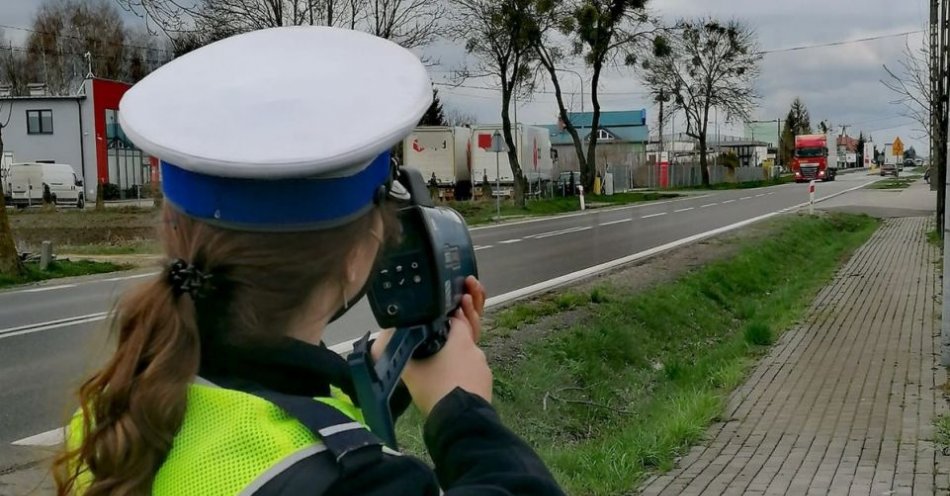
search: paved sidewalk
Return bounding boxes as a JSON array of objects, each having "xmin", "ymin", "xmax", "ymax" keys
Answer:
[{"xmin": 640, "ymin": 217, "xmax": 949, "ymax": 495}]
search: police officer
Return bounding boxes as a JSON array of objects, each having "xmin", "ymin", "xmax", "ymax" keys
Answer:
[{"xmin": 54, "ymin": 27, "xmax": 563, "ymax": 496}]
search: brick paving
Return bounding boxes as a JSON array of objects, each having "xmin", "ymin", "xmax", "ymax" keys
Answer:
[{"xmin": 639, "ymin": 217, "xmax": 950, "ymax": 496}]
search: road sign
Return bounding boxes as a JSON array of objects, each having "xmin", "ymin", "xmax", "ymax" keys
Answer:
[{"xmin": 893, "ymin": 137, "xmax": 904, "ymax": 157}]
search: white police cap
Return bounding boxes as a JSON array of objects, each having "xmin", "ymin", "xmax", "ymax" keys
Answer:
[{"xmin": 119, "ymin": 26, "xmax": 432, "ymax": 230}]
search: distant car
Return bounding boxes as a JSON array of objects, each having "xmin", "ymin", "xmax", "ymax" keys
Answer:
[
  {"xmin": 555, "ymin": 171, "xmax": 580, "ymax": 195},
  {"xmin": 880, "ymin": 162, "xmax": 899, "ymax": 177},
  {"xmin": 902, "ymin": 158, "xmax": 915, "ymax": 171}
]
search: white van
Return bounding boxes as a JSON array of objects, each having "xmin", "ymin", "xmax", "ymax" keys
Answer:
[{"xmin": 8, "ymin": 162, "xmax": 85, "ymax": 209}]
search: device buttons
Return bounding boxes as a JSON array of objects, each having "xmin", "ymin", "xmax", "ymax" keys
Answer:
[
  {"xmin": 386, "ymin": 304, "xmax": 399, "ymax": 316},
  {"xmin": 413, "ymin": 275, "xmax": 422, "ymax": 284}
]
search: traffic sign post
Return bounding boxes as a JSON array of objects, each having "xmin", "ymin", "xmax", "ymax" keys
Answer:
[
  {"xmin": 809, "ymin": 180, "xmax": 816, "ymax": 215},
  {"xmin": 489, "ymin": 131, "xmax": 507, "ymax": 221}
]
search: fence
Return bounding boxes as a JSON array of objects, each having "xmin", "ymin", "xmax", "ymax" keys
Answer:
[{"xmin": 600, "ymin": 155, "xmax": 773, "ymax": 192}]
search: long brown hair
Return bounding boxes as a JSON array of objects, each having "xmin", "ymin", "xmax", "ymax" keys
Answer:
[{"xmin": 53, "ymin": 203, "xmax": 396, "ymax": 495}]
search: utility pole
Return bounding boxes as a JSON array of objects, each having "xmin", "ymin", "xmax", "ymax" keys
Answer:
[
  {"xmin": 657, "ymin": 90, "xmax": 666, "ymax": 156},
  {"xmin": 934, "ymin": 0, "xmax": 950, "ymax": 367}
]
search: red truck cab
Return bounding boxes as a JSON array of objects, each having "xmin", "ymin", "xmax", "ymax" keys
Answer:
[{"xmin": 792, "ymin": 134, "xmax": 837, "ymax": 183}]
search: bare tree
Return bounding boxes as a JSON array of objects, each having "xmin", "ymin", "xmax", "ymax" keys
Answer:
[
  {"xmin": 0, "ymin": 31, "xmax": 31, "ymax": 96},
  {"xmin": 529, "ymin": 0, "xmax": 656, "ymax": 190},
  {"xmin": 446, "ymin": 108, "xmax": 478, "ymax": 127},
  {"xmin": 0, "ymin": 102, "xmax": 24, "ymax": 277},
  {"xmin": 26, "ymin": 0, "xmax": 128, "ymax": 95},
  {"xmin": 881, "ymin": 38, "xmax": 933, "ymax": 141},
  {"xmin": 363, "ymin": 0, "xmax": 445, "ymax": 48},
  {"xmin": 641, "ymin": 18, "xmax": 761, "ymax": 186},
  {"xmin": 116, "ymin": 0, "xmax": 361, "ymax": 34},
  {"xmin": 117, "ymin": 0, "xmax": 441, "ymax": 49},
  {"xmin": 450, "ymin": 0, "xmax": 537, "ymax": 208}
]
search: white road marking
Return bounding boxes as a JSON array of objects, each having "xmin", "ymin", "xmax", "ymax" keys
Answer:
[
  {"xmin": 740, "ymin": 196, "xmax": 752, "ymax": 200},
  {"xmin": 0, "ymin": 312, "xmax": 109, "ymax": 340},
  {"xmin": 499, "ymin": 239, "xmax": 522, "ymax": 244},
  {"xmin": 723, "ymin": 199, "xmax": 736, "ymax": 204},
  {"xmin": 755, "ymin": 194, "xmax": 766, "ymax": 198},
  {"xmin": 474, "ymin": 245, "xmax": 493, "ymax": 251},
  {"xmin": 11, "ymin": 179, "xmax": 880, "ymax": 447},
  {"xmin": 700, "ymin": 204, "xmax": 718, "ymax": 209},
  {"xmin": 467, "ymin": 194, "xmax": 713, "ymax": 231},
  {"xmin": 767, "ymin": 192, "xmax": 776, "ymax": 196},
  {"xmin": 19, "ymin": 284, "xmax": 77, "ymax": 293},
  {"xmin": 641, "ymin": 212, "xmax": 667, "ymax": 219},
  {"xmin": 674, "ymin": 207, "xmax": 695, "ymax": 213},
  {"xmin": 103, "ymin": 272, "xmax": 159, "ymax": 282},
  {"xmin": 530, "ymin": 226, "xmax": 592, "ymax": 239},
  {"xmin": 599, "ymin": 218, "xmax": 632, "ymax": 227},
  {"xmin": 2, "ymin": 271, "xmax": 160, "ymax": 296},
  {"xmin": 12, "ymin": 427, "xmax": 65, "ymax": 447}
]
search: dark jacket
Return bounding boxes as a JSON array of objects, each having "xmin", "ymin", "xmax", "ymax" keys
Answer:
[{"xmin": 198, "ymin": 338, "xmax": 565, "ymax": 495}]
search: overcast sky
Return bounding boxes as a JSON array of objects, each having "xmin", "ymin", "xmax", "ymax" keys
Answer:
[{"xmin": 1, "ymin": 0, "xmax": 933, "ymax": 153}]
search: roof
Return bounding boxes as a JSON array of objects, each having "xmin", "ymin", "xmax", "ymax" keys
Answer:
[
  {"xmin": 0, "ymin": 95, "xmax": 83, "ymax": 101},
  {"xmin": 712, "ymin": 140, "xmax": 771, "ymax": 148},
  {"xmin": 563, "ymin": 110, "xmax": 647, "ymax": 128},
  {"xmin": 542, "ymin": 109, "xmax": 650, "ymax": 145}
]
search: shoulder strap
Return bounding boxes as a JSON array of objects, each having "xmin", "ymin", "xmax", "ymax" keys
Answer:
[
  {"xmin": 247, "ymin": 387, "xmax": 384, "ymax": 474},
  {"xmin": 204, "ymin": 377, "xmax": 385, "ymax": 494}
]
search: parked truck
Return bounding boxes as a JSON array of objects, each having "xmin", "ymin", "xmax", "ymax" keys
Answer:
[
  {"xmin": 401, "ymin": 126, "xmax": 473, "ymax": 196},
  {"xmin": 469, "ymin": 124, "xmax": 555, "ymax": 189},
  {"xmin": 792, "ymin": 134, "xmax": 837, "ymax": 183}
]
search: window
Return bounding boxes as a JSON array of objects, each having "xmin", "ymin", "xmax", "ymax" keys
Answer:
[
  {"xmin": 597, "ymin": 129, "xmax": 613, "ymax": 141},
  {"xmin": 26, "ymin": 110, "xmax": 53, "ymax": 134}
]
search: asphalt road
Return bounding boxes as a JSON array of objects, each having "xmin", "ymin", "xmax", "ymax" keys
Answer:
[{"xmin": 0, "ymin": 173, "xmax": 875, "ymax": 469}]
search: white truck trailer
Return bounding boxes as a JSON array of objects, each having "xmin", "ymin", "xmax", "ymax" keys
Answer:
[
  {"xmin": 469, "ymin": 124, "xmax": 554, "ymax": 186},
  {"xmin": 401, "ymin": 126, "xmax": 473, "ymax": 186}
]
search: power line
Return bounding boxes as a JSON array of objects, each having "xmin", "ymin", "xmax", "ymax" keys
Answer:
[
  {"xmin": 761, "ymin": 30, "xmax": 926, "ymax": 55},
  {"xmin": 433, "ymin": 81, "xmax": 651, "ymax": 96}
]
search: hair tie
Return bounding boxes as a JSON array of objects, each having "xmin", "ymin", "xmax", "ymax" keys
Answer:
[{"xmin": 167, "ymin": 259, "xmax": 215, "ymax": 300}]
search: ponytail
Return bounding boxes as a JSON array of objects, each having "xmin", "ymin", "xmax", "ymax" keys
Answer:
[{"xmin": 54, "ymin": 275, "xmax": 202, "ymax": 495}]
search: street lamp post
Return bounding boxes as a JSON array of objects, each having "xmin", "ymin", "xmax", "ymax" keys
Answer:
[{"xmin": 555, "ymin": 68, "xmax": 585, "ymax": 113}]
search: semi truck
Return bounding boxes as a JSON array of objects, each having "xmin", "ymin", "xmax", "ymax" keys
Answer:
[
  {"xmin": 469, "ymin": 124, "xmax": 555, "ymax": 187},
  {"xmin": 792, "ymin": 134, "xmax": 837, "ymax": 183}
]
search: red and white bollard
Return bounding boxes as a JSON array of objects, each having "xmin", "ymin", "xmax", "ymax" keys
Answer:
[
  {"xmin": 579, "ymin": 185, "xmax": 586, "ymax": 211},
  {"xmin": 808, "ymin": 180, "xmax": 816, "ymax": 215}
]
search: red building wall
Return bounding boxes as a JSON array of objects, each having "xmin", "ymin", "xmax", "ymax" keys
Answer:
[{"xmin": 91, "ymin": 79, "xmax": 132, "ymax": 184}]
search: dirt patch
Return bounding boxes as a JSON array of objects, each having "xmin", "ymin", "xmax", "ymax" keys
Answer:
[
  {"xmin": 10, "ymin": 209, "xmax": 159, "ymax": 248},
  {"xmin": 481, "ymin": 219, "xmax": 780, "ymax": 367}
]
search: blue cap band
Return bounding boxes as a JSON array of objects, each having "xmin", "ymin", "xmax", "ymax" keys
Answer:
[{"xmin": 161, "ymin": 152, "xmax": 391, "ymax": 231}]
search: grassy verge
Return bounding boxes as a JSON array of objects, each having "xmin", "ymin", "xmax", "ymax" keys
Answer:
[
  {"xmin": 395, "ymin": 213, "xmax": 879, "ymax": 494},
  {"xmin": 451, "ymin": 192, "xmax": 679, "ymax": 226},
  {"xmin": 58, "ymin": 240, "xmax": 162, "ymax": 256},
  {"xmin": 935, "ymin": 413, "xmax": 950, "ymax": 456},
  {"xmin": 672, "ymin": 175, "xmax": 793, "ymax": 191},
  {"xmin": 0, "ymin": 260, "xmax": 131, "ymax": 289},
  {"xmin": 868, "ymin": 176, "xmax": 922, "ymax": 190},
  {"xmin": 928, "ymin": 229, "xmax": 942, "ymax": 248}
]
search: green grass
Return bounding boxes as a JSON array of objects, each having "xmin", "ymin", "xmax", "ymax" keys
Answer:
[
  {"xmin": 395, "ymin": 213, "xmax": 879, "ymax": 495},
  {"xmin": 935, "ymin": 414, "xmax": 950, "ymax": 455},
  {"xmin": 0, "ymin": 260, "xmax": 131, "ymax": 289},
  {"xmin": 868, "ymin": 176, "xmax": 921, "ymax": 190},
  {"xmin": 452, "ymin": 192, "xmax": 679, "ymax": 226},
  {"xmin": 928, "ymin": 229, "xmax": 942, "ymax": 248},
  {"xmin": 58, "ymin": 240, "xmax": 162, "ymax": 256},
  {"xmin": 673, "ymin": 175, "xmax": 793, "ymax": 191}
]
